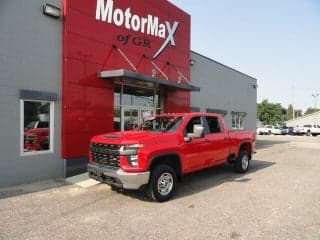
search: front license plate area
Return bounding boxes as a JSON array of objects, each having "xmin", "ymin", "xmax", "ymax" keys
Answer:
[{"xmin": 88, "ymin": 166, "xmax": 102, "ymax": 177}]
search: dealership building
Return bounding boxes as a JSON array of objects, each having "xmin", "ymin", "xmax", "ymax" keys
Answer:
[
  {"xmin": 286, "ymin": 111, "xmax": 320, "ymax": 127},
  {"xmin": 0, "ymin": 0, "xmax": 257, "ymax": 187}
]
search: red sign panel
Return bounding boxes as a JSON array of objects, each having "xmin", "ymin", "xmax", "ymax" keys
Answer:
[{"xmin": 62, "ymin": 0, "xmax": 191, "ymax": 158}]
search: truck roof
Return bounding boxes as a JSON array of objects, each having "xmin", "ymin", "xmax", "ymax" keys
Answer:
[{"xmin": 155, "ymin": 112, "xmax": 222, "ymax": 118}]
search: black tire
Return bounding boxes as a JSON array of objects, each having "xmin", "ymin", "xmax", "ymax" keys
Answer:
[
  {"xmin": 306, "ymin": 131, "xmax": 310, "ymax": 136},
  {"xmin": 147, "ymin": 165, "xmax": 177, "ymax": 202},
  {"xmin": 110, "ymin": 185, "xmax": 118, "ymax": 191},
  {"xmin": 234, "ymin": 150, "xmax": 250, "ymax": 173}
]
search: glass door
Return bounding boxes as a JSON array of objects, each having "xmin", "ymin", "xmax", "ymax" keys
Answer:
[
  {"xmin": 140, "ymin": 108, "xmax": 155, "ymax": 123},
  {"xmin": 121, "ymin": 107, "xmax": 155, "ymax": 131},
  {"xmin": 122, "ymin": 107, "xmax": 139, "ymax": 131},
  {"xmin": 114, "ymin": 82, "xmax": 162, "ymax": 131}
]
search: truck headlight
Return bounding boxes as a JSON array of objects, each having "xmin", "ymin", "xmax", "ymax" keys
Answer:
[
  {"xmin": 120, "ymin": 144, "xmax": 144, "ymax": 155},
  {"xmin": 126, "ymin": 154, "xmax": 139, "ymax": 167}
]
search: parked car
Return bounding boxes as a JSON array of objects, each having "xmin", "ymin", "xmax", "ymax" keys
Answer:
[
  {"xmin": 260, "ymin": 125, "xmax": 285, "ymax": 135},
  {"xmin": 292, "ymin": 125, "xmax": 305, "ymax": 135},
  {"xmin": 256, "ymin": 126, "xmax": 266, "ymax": 135},
  {"xmin": 263, "ymin": 125, "xmax": 272, "ymax": 135},
  {"xmin": 303, "ymin": 124, "xmax": 320, "ymax": 136},
  {"xmin": 281, "ymin": 126, "xmax": 288, "ymax": 135},
  {"xmin": 271, "ymin": 126, "xmax": 286, "ymax": 135},
  {"xmin": 88, "ymin": 112, "xmax": 256, "ymax": 202},
  {"xmin": 282, "ymin": 126, "xmax": 294, "ymax": 135}
]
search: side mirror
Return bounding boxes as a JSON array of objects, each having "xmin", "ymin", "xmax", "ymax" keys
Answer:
[
  {"xmin": 193, "ymin": 124, "xmax": 204, "ymax": 138},
  {"xmin": 184, "ymin": 124, "xmax": 204, "ymax": 143}
]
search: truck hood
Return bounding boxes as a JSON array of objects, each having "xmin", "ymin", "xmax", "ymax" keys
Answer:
[
  {"xmin": 91, "ymin": 131, "xmax": 161, "ymax": 145},
  {"xmin": 24, "ymin": 128, "xmax": 49, "ymax": 135}
]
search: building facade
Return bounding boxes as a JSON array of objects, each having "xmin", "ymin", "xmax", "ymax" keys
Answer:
[
  {"xmin": 0, "ymin": 0, "xmax": 257, "ymax": 187},
  {"xmin": 190, "ymin": 51, "xmax": 257, "ymax": 130},
  {"xmin": 286, "ymin": 111, "xmax": 320, "ymax": 127}
]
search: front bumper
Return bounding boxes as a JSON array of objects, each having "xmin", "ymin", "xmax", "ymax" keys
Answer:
[{"xmin": 87, "ymin": 163, "xmax": 150, "ymax": 190}]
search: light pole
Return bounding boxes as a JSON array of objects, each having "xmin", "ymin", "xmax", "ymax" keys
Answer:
[
  {"xmin": 311, "ymin": 93, "xmax": 320, "ymax": 125},
  {"xmin": 311, "ymin": 93, "xmax": 320, "ymax": 109}
]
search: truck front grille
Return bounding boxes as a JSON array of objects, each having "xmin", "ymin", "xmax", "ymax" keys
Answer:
[
  {"xmin": 25, "ymin": 135, "xmax": 36, "ymax": 141},
  {"xmin": 90, "ymin": 143, "xmax": 120, "ymax": 168}
]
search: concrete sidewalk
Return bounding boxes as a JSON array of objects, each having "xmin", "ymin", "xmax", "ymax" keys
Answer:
[
  {"xmin": 0, "ymin": 173, "xmax": 99, "ymax": 199},
  {"xmin": 64, "ymin": 172, "xmax": 99, "ymax": 188}
]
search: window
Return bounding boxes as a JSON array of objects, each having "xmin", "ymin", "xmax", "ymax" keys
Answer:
[
  {"xmin": 21, "ymin": 100, "xmax": 54, "ymax": 155},
  {"xmin": 184, "ymin": 117, "xmax": 202, "ymax": 136},
  {"xmin": 138, "ymin": 116, "xmax": 184, "ymax": 132},
  {"xmin": 205, "ymin": 117, "xmax": 222, "ymax": 133},
  {"xmin": 231, "ymin": 112, "xmax": 246, "ymax": 129}
]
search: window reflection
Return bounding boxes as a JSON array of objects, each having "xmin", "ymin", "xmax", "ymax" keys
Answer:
[
  {"xmin": 113, "ymin": 84, "xmax": 162, "ymax": 131},
  {"xmin": 23, "ymin": 101, "xmax": 51, "ymax": 152},
  {"xmin": 122, "ymin": 85, "xmax": 154, "ymax": 107},
  {"xmin": 231, "ymin": 112, "xmax": 246, "ymax": 129}
]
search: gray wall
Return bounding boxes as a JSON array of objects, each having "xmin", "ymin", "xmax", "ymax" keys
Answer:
[
  {"xmin": 190, "ymin": 51, "xmax": 257, "ymax": 131},
  {"xmin": 0, "ymin": 0, "xmax": 63, "ymax": 187}
]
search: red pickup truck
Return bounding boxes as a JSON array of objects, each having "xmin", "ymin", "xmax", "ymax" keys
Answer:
[
  {"xmin": 24, "ymin": 121, "xmax": 49, "ymax": 151},
  {"xmin": 88, "ymin": 112, "xmax": 256, "ymax": 202}
]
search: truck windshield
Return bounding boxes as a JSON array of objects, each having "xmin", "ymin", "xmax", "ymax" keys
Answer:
[
  {"xmin": 138, "ymin": 116, "xmax": 184, "ymax": 132},
  {"xmin": 25, "ymin": 121, "xmax": 37, "ymax": 130}
]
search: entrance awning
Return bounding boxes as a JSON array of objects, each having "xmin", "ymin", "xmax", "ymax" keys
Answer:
[{"xmin": 98, "ymin": 69, "xmax": 200, "ymax": 91}]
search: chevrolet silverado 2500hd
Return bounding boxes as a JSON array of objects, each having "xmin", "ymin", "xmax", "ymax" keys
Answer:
[{"xmin": 88, "ymin": 112, "xmax": 256, "ymax": 202}]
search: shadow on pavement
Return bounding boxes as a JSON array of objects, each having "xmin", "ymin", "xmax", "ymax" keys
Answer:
[
  {"xmin": 120, "ymin": 159, "xmax": 275, "ymax": 202},
  {"xmin": 1, "ymin": 159, "xmax": 275, "ymax": 202},
  {"xmin": 256, "ymin": 139, "xmax": 289, "ymax": 150}
]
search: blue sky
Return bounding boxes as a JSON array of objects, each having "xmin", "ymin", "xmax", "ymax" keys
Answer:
[{"xmin": 170, "ymin": 0, "xmax": 320, "ymax": 112}]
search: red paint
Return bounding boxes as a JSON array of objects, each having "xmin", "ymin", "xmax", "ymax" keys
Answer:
[
  {"xmin": 62, "ymin": 0, "xmax": 191, "ymax": 159},
  {"xmin": 24, "ymin": 128, "xmax": 49, "ymax": 151},
  {"xmin": 88, "ymin": 113, "xmax": 256, "ymax": 195}
]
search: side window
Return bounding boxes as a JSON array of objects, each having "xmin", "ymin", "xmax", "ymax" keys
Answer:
[
  {"xmin": 184, "ymin": 117, "xmax": 202, "ymax": 136},
  {"xmin": 21, "ymin": 100, "xmax": 54, "ymax": 155},
  {"xmin": 205, "ymin": 117, "xmax": 222, "ymax": 133}
]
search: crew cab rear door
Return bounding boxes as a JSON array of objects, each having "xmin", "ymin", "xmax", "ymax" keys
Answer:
[{"xmin": 203, "ymin": 116, "xmax": 230, "ymax": 165}]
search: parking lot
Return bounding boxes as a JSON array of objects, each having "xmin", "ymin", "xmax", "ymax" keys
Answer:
[{"xmin": 1, "ymin": 135, "xmax": 320, "ymax": 240}]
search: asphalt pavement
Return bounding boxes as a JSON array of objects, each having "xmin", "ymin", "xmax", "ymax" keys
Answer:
[{"xmin": 0, "ymin": 135, "xmax": 320, "ymax": 240}]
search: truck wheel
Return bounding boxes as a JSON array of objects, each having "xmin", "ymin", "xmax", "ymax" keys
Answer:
[
  {"xmin": 306, "ymin": 131, "xmax": 310, "ymax": 136},
  {"xmin": 147, "ymin": 165, "xmax": 177, "ymax": 202},
  {"xmin": 234, "ymin": 150, "xmax": 250, "ymax": 173}
]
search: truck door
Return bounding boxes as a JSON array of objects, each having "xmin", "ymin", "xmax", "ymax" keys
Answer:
[
  {"xmin": 181, "ymin": 116, "xmax": 211, "ymax": 171},
  {"xmin": 203, "ymin": 116, "xmax": 230, "ymax": 165}
]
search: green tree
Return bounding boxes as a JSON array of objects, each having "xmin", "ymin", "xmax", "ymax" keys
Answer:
[
  {"xmin": 287, "ymin": 104, "xmax": 294, "ymax": 120},
  {"xmin": 304, "ymin": 107, "xmax": 320, "ymax": 115},
  {"xmin": 257, "ymin": 99, "xmax": 283, "ymax": 125},
  {"xmin": 286, "ymin": 104, "xmax": 303, "ymax": 120}
]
